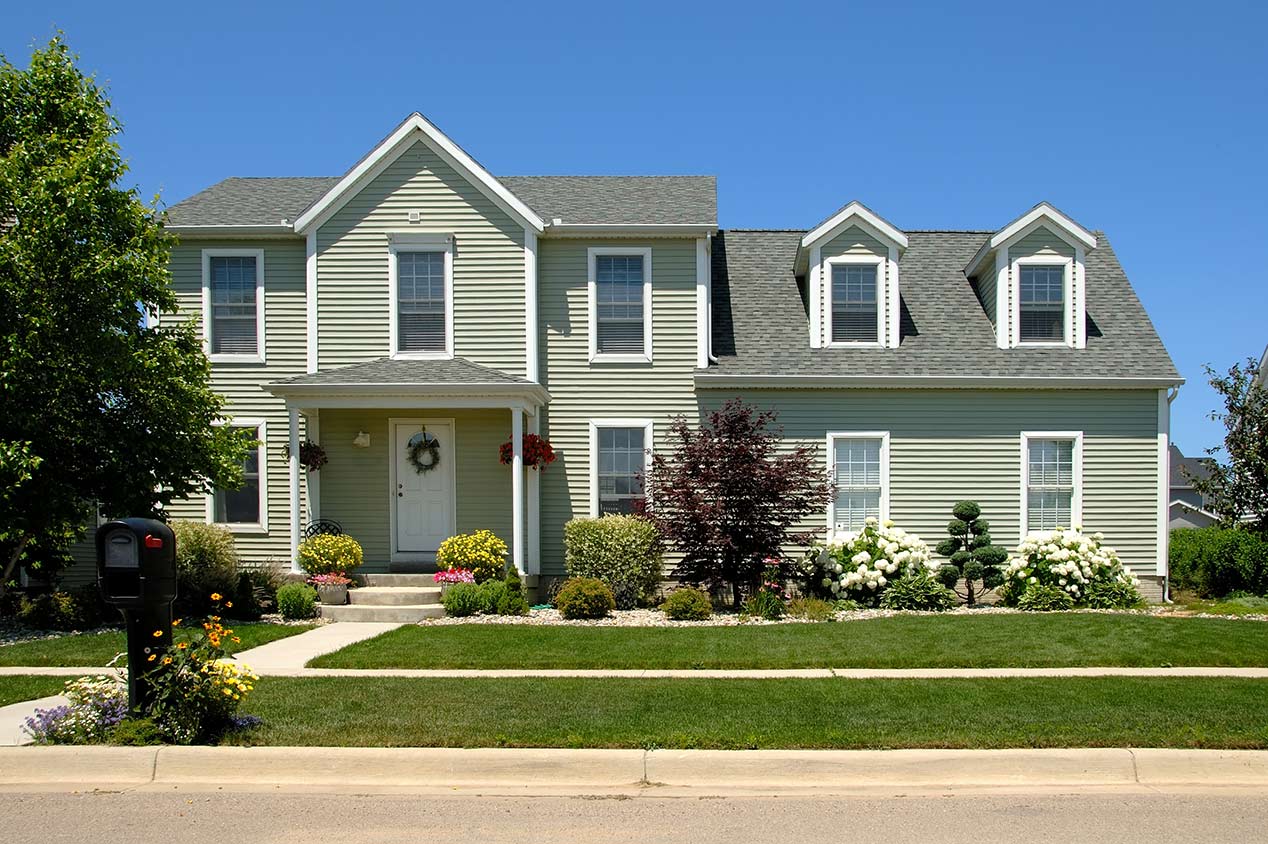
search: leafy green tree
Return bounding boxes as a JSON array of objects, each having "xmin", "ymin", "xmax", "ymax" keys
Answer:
[
  {"xmin": 0, "ymin": 36, "xmax": 251, "ymax": 592},
  {"xmin": 1188, "ymin": 356, "xmax": 1268, "ymax": 537},
  {"xmin": 934, "ymin": 500, "xmax": 1007, "ymax": 605}
]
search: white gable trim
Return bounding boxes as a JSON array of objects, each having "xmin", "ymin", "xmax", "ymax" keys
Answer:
[
  {"xmin": 966, "ymin": 202, "xmax": 1097, "ymax": 278},
  {"xmin": 293, "ymin": 113, "xmax": 545, "ymax": 235},
  {"xmin": 801, "ymin": 201, "xmax": 908, "ymax": 251}
]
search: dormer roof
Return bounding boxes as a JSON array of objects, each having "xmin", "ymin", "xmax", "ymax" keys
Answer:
[{"xmin": 964, "ymin": 201, "xmax": 1097, "ymax": 278}]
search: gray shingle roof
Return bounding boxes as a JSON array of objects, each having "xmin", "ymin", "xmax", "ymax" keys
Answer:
[
  {"xmin": 709, "ymin": 229, "xmax": 1181, "ymax": 381},
  {"xmin": 165, "ymin": 175, "xmax": 716, "ymax": 228},
  {"xmin": 272, "ymin": 357, "xmax": 529, "ymax": 388},
  {"xmin": 1169, "ymin": 444, "xmax": 1213, "ymax": 488}
]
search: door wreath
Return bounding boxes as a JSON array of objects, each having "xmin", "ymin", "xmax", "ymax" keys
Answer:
[{"xmin": 407, "ymin": 431, "xmax": 441, "ymax": 474}]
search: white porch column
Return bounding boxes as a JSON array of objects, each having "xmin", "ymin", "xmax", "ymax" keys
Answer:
[
  {"xmin": 527, "ymin": 409, "xmax": 541, "ymax": 575},
  {"xmin": 511, "ymin": 406, "xmax": 525, "ymax": 575},
  {"xmin": 288, "ymin": 405, "xmax": 301, "ymax": 572}
]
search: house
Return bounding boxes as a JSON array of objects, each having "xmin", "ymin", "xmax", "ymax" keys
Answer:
[
  {"xmin": 157, "ymin": 112, "xmax": 1181, "ymax": 602},
  {"xmin": 1169, "ymin": 444, "xmax": 1219, "ymax": 529}
]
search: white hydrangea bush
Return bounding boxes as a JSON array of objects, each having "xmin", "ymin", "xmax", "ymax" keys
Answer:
[
  {"xmin": 1003, "ymin": 526, "xmax": 1141, "ymax": 606},
  {"xmin": 819, "ymin": 517, "xmax": 935, "ymax": 605}
]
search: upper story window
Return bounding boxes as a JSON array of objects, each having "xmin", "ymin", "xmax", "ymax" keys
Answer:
[
  {"xmin": 1022, "ymin": 432, "xmax": 1083, "ymax": 533},
  {"xmin": 388, "ymin": 233, "xmax": 454, "ymax": 359},
  {"xmin": 588, "ymin": 247, "xmax": 652, "ymax": 363},
  {"xmin": 590, "ymin": 420, "xmax": 652, "ymax": 516},
  {"xmin": 1018, "ymin": 265, "xmax": 1066, "ymax": 343},
  {"xmin": 830, "ymin": 263, "xmax": 880, "ymax": 344},
  {"xmin": 210, "ymin": 422, "xmax": 266, "ymax": 531},
  {"xmin": 202, "ymin": 249, "xmax": 265, "ymax": 363},
  {"xmin": 828, "ymin": 432, "xmax": 889, "ymax": 533}
]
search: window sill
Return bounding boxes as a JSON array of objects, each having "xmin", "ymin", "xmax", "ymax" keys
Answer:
[
  {"xmin": 390, "ymin": 351, "xmax": 454, "ymax": 361},
  {"xmin": 825, "ymin": 341, "xmax": 883, "ymax": 348},
  {"xmin": 213, "ymin": 522, "xmax": 269, "ymax": 535},
  {"xmin": 209, "ymin": 353, "xmax": 266, "ymax": 365},
  {"xmin": 589, "ymin": 354, "xmax": 653, "ymax": 365},
  {"xmin": 1015, "ymin": 341, "xmax": 1070, "ymax": 348}
]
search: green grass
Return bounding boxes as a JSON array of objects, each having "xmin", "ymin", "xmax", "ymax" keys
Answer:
[
  {"xmin": 1172, "ymin": 591, "xmax": 1268, "ymax": 617},
  {"xmin": 0, "ymin": 622, "xmax": 315, "ymax": 667},
  {"xmin": 226, "ymin": 676, "xmax": 1268, "ymax": 749},
  {"xmin": 309, "ymin": 614, "xmax": 1268, "ymax": 670},
  {"xmin": 0, "ymin": 676, "xmax": 68, "ymax": 707}
]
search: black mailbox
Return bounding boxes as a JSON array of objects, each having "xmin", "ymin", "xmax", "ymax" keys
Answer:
[{"xmin": 95, "ymin": 518, "xmax": 178, "ymax": 710}]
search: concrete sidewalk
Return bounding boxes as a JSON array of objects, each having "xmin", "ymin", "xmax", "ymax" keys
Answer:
[
  {"xmin": 229, "ymin": 622, "xmax": 401, "ymax": 672},
  {"xmin": 0, "ymin": 695, "xmax": 67, "ymax": 746},
  {"xmin": 2, "ymin": 746, "xmax": 1267, "ymax": 796}
]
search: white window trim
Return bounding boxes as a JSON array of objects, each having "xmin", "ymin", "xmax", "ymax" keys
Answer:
[
  {"xmin": 1019, "ymin": 431, "xmax": 1084, "ymax": 536},
  {"xmin": 826, "ymin": 431, "xmax": 891, "ymax": 533},
  {"xmin": 588, "ymin": 418, "xmax": 654, "ymax": 517},
  {"xmin": 1011, "ymin": 255, "xmax": 1074, "ymax": 348},
  {"xmin": 823, "ymin": 254, "xmax": 886, "ymax": 348},
  {"xmin": 588, "ymin": 247, "xmax": 653, "ymax": 364},
  {"xmin": 388, "ymin": 232, "xmax": 455, "ymax": 361},
  {"xmin": 202, "ymin": 248, "xmax": 265, "ymax": 364},
  {"xmin": 207, "ymin": 418, "xmax": 268, "ymax": 534}
]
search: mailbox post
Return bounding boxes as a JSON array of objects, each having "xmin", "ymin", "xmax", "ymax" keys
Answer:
[{"xmin": 96, "ymin": 518, "xmax": 178, "ymax": 710}]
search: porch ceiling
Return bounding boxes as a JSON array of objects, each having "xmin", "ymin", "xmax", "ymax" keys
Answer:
[{"xmin": 269, "ymin": 357, "xmax": 549, "ymax": 410}]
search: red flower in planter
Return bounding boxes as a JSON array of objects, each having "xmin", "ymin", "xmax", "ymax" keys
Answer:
[{"xmin": 499, "ymin": 433, "xmax": 557, "ymax": 470}]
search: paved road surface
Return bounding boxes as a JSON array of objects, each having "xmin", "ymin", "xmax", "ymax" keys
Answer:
[{"xmin": 1, "ymin": 791, "xmax": 1263, "ymax": 843}]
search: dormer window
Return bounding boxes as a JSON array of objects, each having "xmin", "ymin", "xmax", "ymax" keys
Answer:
[
  {"xmin": 1017, "ymin": 264, "xmax": 1066, "ymax": 343},
  {"xmin": 828, "ymin": 259, "xmax": 883, "ymax": 344}
]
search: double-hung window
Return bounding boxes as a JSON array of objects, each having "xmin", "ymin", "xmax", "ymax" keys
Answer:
[
  {"xmin": 1017, "ymin": 264, "xmax": 1066, "ymax": 343},
  {"xmin": 396, "ymin": 251, "xmax": 447, "ymax": 353},
  {"xmin": 589, "ymin": 248, "xmax": 652, "ymax": 361},
  {"xmin": 211, "ymin": 423, "xmax": 266, "ymax": 530},
  {"xmin": 830, "ymin": 263, "xmax": 880, "ymax": 344},
  {"xmin": 203, "ymin": 250, "xmax": 264, "ymax": 361},
  {"xmin": 828, "ymin": 433, "xmax": 888, "ymax": 532},
  {"xmin": 591, "ymin": 420, "xmax": 652, "ymax": 516},
  {"xmin": 1023, "ymin": 433, "xmax": 1082, "ymax": 533}
]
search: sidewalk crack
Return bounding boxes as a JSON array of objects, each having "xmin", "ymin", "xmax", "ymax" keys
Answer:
[{"xmin": 1126, "ymin": 747, "xmax": 1140, "ymax": 784}]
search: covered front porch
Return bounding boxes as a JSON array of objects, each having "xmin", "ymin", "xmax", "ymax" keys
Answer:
[{"xmin": 270, "ymin": 358, "xmax": 550, "ymax": 576}]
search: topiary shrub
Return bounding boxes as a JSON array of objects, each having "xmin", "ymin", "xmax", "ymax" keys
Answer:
[
  {"xmin": 934, "ymin": 501, "xmax": 1008, "ymax": 606},
  {"xmin": 276, "ymin": 583, "xmax": 317, "ymax": 620},
  {"xmin": 297, "ymin": 534, "xmax": 364, "ymax": 577},
  {"xmin": 436, "ymin": 530, "xmax": 508, "ymax": 584},
  {"xmin": 1017, "ymin": 583, "xmax": 1076, "ymax": 612},
  {"xmin": 564, "ymin": 515, "xmax": 664, "ymax": 609},
  {"xmin": 879, "ymin": 568, "xmax": 956, "ymax": 611},
  {"xmin": 661, "ymin": 587, "xmax": 713, "ymax": 620},
  {"xmin": 555, "ymin": 577, "xmax": 615, "ymax": 619},
  {"xmin": 171, "ymin": 520, "xmax": 240, "ymax": 617},
  {"xmin": 441, "ymin": 582, "xmax": 483, "ymax": 617}
]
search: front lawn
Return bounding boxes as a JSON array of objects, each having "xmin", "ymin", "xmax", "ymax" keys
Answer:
[
  {"xmin": 0, "ymin": 676, "xmax": 67, "ymax": 707},
  {"xmin": 0, "ymin": 622, "xmax": 315, "ymax": 667},
  {"xmin": 226, "ymin": 676, "xmax": 1268, "ymax": 749},
  {"xmin": 309, "ymin": 613, "xmax": 1268, "ymax": 670}
]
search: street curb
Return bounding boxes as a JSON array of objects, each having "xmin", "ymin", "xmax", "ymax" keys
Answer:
[{"xmin": 2, "ymin": 747, "xmax": 1267, "ymax": 795}]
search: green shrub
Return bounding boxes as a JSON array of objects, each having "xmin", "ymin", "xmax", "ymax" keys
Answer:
[
  {"xmin": 276, "ymin": 583, "xmax": 317, "ymax": 620},
  {"xmin": 878, "ymin": 568, "xmax": 956, "ymax": 611},
  {"xmin": 171, "ymin": 520, "xmax": 240, "ymax": 616},
  {"xmin": 786, "ymin": 596, "xmax": 836, "ymax": 621},
  {"xmin": 109, "ymin": 717, "xmax": 164, "ymax": 746},
  {"xmin": 1017, "ymin": 583, "xmax": 1076, "ymax": 612},
  {"xmin": 437, "ymin": 530, "xmax": 508, "ymax": 583},
  {"xmin": 661, "ymin": 587, "xmax": 713, "ymax": 621},
  {"xmin": 15, "ymin": 585, "xmax": 111, "ymax": 631},
  {"xmin": 564, "ymin": 515, "xmax": 663, "ymax": 609},
  {"xmin": 1083, "ymin": 579, "xmax": 1144, "ymax": 609},
  {"xmin": 1169, "ymin": 526, "xmax": 1268, "ymax": 598},
  {"xmin": 744, "ymin": 589, "xmax": 785, "ymax": 620},
  {"xmin": 555, "ymin": 577, "xmax": 615, "ymax": 619},
  {"xmin": 478, "ymin": 580, "xmax": 529, "ymax": 616},
  {"xmin": 441, "ymin": 582, "xmax": 484, "ymax": 617},
  {"xmin": 297, "ymin": 534, "xmax": 364, "ymax": 576},
  {"xmin": 933, "ymin": 501, "xmax": 1008, "ymax": 605}
]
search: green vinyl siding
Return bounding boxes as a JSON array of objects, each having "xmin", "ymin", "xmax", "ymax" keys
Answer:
[
  {"xmin": 698, "ymin": 389, "xmax": 1161, "ymax": 577},
  {"xmin": 975, "ymin": 270, "xmax": 998, "ymax": 327},
  {"xmin": 316, "ymin": 408, "xmax": 514, "ymax": 570},
  {"xmin": 315, "ymin": 139, "xmax": 526, "ymax": 375},
  {"xmin": 536, "ymin": 238, "xmax": 700, "ymax": 576},
  {"xmin": 820, "ymin": 225, "xmax": 889, "ymax": 343},
  {"xmin": 1011, "ymin": 225, "xmax": 1076, "ymax": 261},
  {"xmin": 162, "ymin": 237, "xmax": 310, "ymax": 566}
]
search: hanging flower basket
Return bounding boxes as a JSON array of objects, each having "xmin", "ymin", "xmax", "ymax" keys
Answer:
[
  {"xmin": 283, "ymin": 439, "xmax": 328, "ymax": 473},
  {"xmin": 499, "ymin": 433, "xmax": 557, "ymax": 470}
]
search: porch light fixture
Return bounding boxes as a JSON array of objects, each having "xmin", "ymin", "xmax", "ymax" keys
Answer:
[{"xmin": 353, "ymin": 431, "xmax": 371, "ymax": 449}]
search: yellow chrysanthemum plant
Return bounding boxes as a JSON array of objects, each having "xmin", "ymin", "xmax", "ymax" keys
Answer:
[
  {"xmin": 297, "ymin": 534, "xmax": 364, "ymax": 577},
  {"xmin": 146, "ymin": 594, "xmax": 259, "ymax": 744},
  {"xmin": 436, "ymin": 529, "xmax": 508, "ymax": 583}
]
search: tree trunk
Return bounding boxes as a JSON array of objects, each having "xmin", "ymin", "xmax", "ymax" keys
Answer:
[{"xmin": 0, "ymin": 535, "xmax": 32, "ymax": 599}]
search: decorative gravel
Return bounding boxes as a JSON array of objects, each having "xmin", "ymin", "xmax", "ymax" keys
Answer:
[{"xmin": 416, "ymin": 605, "xmax": 1268, "ymax": 628}]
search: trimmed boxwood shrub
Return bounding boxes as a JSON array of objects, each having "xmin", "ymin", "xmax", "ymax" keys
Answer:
[
  {"xmin": 297, "ymin": 534, "xmax": 364, "ymax": 577},
  {"xmin": 1017, "ymin": 583, "xmax": 1076, "ymax": 612},
  {"xmin": 441, "ymin": 583, "xmax": 484, "ymax": 617},
  {"xmin": 555, "ymin": 577, "xmax": 615, "ymax": 620},
  {"xmin": 478, "ymin": 579, "xmax": 529, "ymax": 616},
  {"xmin": 879, "ymin": 568, "xmax": 956, "ymax": 611},
  {"xmin": 661, "ymin": 587, "xmax": 713, "ymax": 621},
  {"xmin": 1169, "ymin": 526, "xmax": 1268, "ymax": 598},
  {"xmin": 564, "ymin": 515, "xmax": 663, "ymax": 609},
  {"xmin": 276, "ymin": 583, "xmax": 318, "ymax": 620},
  {"xmin": 171, "ymin": 520, "xmax": 240, "ymax": 616}
]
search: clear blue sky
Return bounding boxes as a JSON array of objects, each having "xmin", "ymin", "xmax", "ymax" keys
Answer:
[{"xmin": 6, "ymin": 1, "xmax": 1266, "ymax": 455}]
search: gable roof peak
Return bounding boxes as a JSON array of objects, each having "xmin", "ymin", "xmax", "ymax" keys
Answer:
[
  {"xmin": 800, "ymin": 200, "xmax": 908, "ymax": 250},
  {"xmin": 964, "ymin": 201, "xmax": 1098, "ymax": 277}
]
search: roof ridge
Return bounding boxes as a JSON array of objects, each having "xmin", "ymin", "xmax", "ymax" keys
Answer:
[{"xmin": 500, "ymin": 174, "xmax": 717, "ymax": 179}]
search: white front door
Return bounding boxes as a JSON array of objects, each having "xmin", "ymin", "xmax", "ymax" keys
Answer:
[{"xmin": 392, "ymin": 419, "xmax": 455, "ymax": 559}]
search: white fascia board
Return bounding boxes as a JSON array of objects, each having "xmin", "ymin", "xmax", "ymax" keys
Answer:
[
  {"xmin": 543, "ymin": 224, "xmax": 717, "ymax": 239},
  {"xmin": 166, "ymin": 225, "xmax": 298, "ymax": 238},
  {"xmin": 800, "ymin": 201, "xmax": 909, "ymax": 251},
  {"xmin": 694, "ymin": 373, "xmax": 1185, "ymax": 390},
  {"xmin": 966, "ymin": 202, "xmax": 1098, "ymax": 278},
  {"xmin": 293, "ymin": 113, "xmax": 545, "ymax": 234}
]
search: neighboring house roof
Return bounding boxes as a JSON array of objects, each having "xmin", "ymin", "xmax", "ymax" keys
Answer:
[
  {"xmin": 705, "ymin": 229, "xmax": 1181, "ymax": 383},
  {"xmin": 1169, "ymin": 444, "xmax": 1213, "ymax": 489},
  {"xmin": 165, "ymin": 175, "xmax": 717, "ymax": 228}
]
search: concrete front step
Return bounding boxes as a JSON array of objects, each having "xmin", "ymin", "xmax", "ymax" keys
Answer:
[
  {"xmin": 362, "ymin": 574, "xmax": 439, "ymax": 588},
  {"xmin": 321, "ymin": 603, "xmax": 444, "ymax": 623},
  {"xmin": 349, "ymin": 586, "xmax": 442, "ymax": 606}
]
